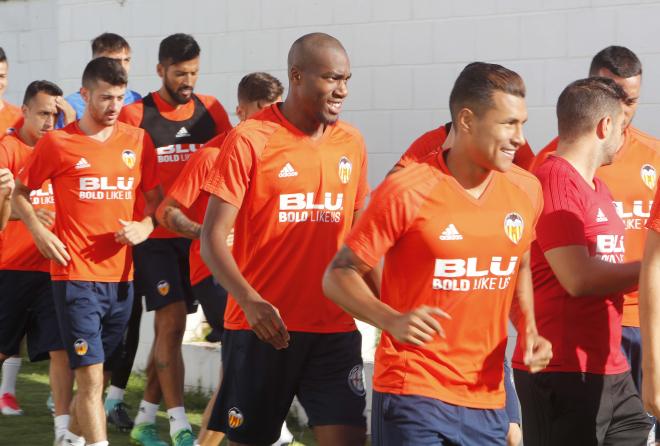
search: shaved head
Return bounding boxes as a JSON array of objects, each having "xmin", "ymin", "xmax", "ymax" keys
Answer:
[{"xmin": 287, "ymin": 32, "xmax": 347, "ymax": 73}]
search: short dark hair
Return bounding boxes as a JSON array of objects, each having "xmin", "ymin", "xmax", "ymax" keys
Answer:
[
  {"xmin": 91, "ymin": 32, "xmax": 130, "ymax": 57},
  {"xmin": 449, "ymin": 62, "xmax": 526, "ymax": 121},
  {"xmin": 589, "ymin": 46, "xmax": 642, "ymax": 78},
  {"xmin": 0, "ymin": 47, "xmax": 6, "ymax": 64},
  {"xmin": 237, "ymin": 72, "xmax": 284, "ymax": 104},
  {"xmin": 82, "ymin": 57, "xmax": 128, "ymax": 89},
  {"xmin": 158, "ymin": 33, "xmax": 200, "ymax": 65},
  {"xmin": 557, "ymin": 77, "xmax": 628, "ymax": 141},
  {"xmin": 22, "ymin": 80, "xmax": 63, "ymax": 105}
]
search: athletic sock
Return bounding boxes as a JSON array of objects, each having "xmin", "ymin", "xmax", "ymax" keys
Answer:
[
  {"xmin": 134, "ymin": 400, "xmax": 159, "ymax": 425},
  {"xmin": 0, "ymin": 357, "xmax": 21, "ymax": 395},
  {"xmin": 54, "ymin": 414, "xmax": 70, "ymax": 440},
  {"xmin": 167, "ymin": 406, "xmax": 191, "ymax": 436},
  {"xmin": 104, "ymin": 385, "xmax": 125, "ymax": 412},
  {"xmin": 64, "ymin": 430, "xmax": 85, "ymax": 446}
]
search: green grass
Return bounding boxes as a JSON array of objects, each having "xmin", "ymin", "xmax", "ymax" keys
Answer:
[{"xmin": 3, "ymin": 360, "xmax": 316, "ymax": 445}]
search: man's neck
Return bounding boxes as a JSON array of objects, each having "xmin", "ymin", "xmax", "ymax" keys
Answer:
[
  {"xmin": 157, "ymin": 88, "xmax": 185, "ymax": 108},
  {"xmin": 17, "ymin": 126, "xmax": 37, "ymax": 147},
  {"xmin": 279, "ymin": 100, "xmax": 325, "ymax": 140},
  {"xmin": 555, "ymin": 139, "xmax": 600, "ymax": 188},
  {"xmin": 78, "ymin": 114, "xmax": 114, "ymax": 142},
  {"xmin": 445, "ymin": 143, "xmax": 492, "ymax": 199}
]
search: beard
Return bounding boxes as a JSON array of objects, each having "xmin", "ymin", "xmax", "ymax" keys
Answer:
[{"xmin": 164, "ymin": 81, "xmax": 193, "ymax": 105}]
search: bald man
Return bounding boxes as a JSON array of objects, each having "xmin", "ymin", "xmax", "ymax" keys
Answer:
[{"xmin": 200, "ymin": 33, "xmax": 369, "ymax": 446}]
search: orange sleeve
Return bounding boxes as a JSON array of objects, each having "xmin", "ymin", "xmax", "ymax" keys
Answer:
[
  {"xmin": 118, "ymin": 102, "xmax": 144, "ymax": 127},
  {"xmin": 140, "ymin": 133, "xmax": 160, "ymax": 192},
  {"xmin": 200, "ymin": 96, "xmax": 233, "ymax": 135},
  {"xmin": 202, "ymin": 131, "xmax": 228, "ymax": 149},
  {"xmin": 647, "ymin": 187, "xmax": 660, "ymax": 233},
  {"xmin": 168, "ymin": 149, "xmax": 216, "ymax": 209},
  {"xmin": 202, "ymin": 130, "xmax": 257, "ymax": 208},
  {"xmin": 18, "ymin": 136, "xmax": 57, "ymax": 190},
  {"xmin": 0, "ymin": 141, "xmax": 10, "ymax": 170},
  {"xmin": 513, "ymin": 141, "xmax": 535, "ymax": 171}
]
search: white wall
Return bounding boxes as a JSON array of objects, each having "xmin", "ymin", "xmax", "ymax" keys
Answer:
[{"xmin": 3, "ymin": 0, "xmax": 660, "ymax": 185}]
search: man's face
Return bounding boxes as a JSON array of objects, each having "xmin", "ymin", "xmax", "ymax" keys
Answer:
[
  {"xmin": 22, "ymin": 92, "xmax": 59, "ymax": 141},
  {"xmin": 97, "ymin": 48, "xmax": 132, "ymax": 74},
  {"xmin": 82, "ymin": 80, "xmax": 126, "ymax": 127},
  {"xmin": 235, "ymin": 96, "xmax": 281, "ymax": 122},
  {"xmin": 601, "ymin": 107, "xmax": 627, "ymax": 166},
  {"xmin": 597, "ymin": 67, "xmax": 641, "ymax": 129},
  {"xmin": 0, "ymin": 61, "xmax": 8, "ymax": 100},
  {"xmin": 467, "ymin": 91, "xmax": 528, "ymax": 172},
  {"xmin": 159, "ymin": 57, "xmax": 199, "ymax": 105},
  {"xmin": 294, "ymin": 47, "xmax": 350, "ymax": 125}
]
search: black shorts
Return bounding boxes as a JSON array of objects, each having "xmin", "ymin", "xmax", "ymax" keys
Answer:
[
  {"xmin": 133, "ymin": 238, "xmax": 195, "ymax": 313},
  {"xmin": 209, "ymin": 330, "xmax": 367, "ymax": 444},
  {"xmin": 514, "ymin": 369, "xmax": 652, "ymax": 446},
  {"xmin": 191, "ymin": 275, "xmax": 227, "ymax": 337},
  {"xmin": 0, "ymin": 270, "xmax": 63, "ymax": 361}
]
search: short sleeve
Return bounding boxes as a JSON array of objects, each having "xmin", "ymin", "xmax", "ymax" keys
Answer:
[
  {"xmin": 18, "ymin": 136, "xmax": 57, "ymax": 190},
  {"xmin": 0, "ymin": 142, "xmax": 11, "ymax": 170},
  {"xmin": 168, "ymin": 148, "xmax": 216, "ymax": 209},
  {"xmin": 118, "ymin": 102, "xmax": 144, "ymax": 127},
  {"xmin": 535, "ymin": 177, "xmax": 587, "ymax": 252},
  {"xmin": 139, "ymin": 133, "xmax": 160, "ymax": 192}
]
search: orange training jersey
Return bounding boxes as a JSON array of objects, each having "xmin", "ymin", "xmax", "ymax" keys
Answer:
[
  {"xmin": 0, "ymin": 131, "xmax": 54, "ymax": 272},
  {"xmin": 203, "ymin": 104, "xmax": 370, "ymax": 333},
  {"xmin": 18, "ymin": 122, "xmax": 160, "ymax": 282},
  {"xmin": 533, "ymin": 127, "xmax": 660, "ymax": 327},
  {"xmin": 0, "ymin": 102, "xmax": 21, "ymax": 136},
  {"xmin": 345, "ymin": 152, "xmax": 542, "ymax": 408},
  {"xmin": 396, "ymin": 122, "xmax": 536, "ymax": 171},
  {"xmin": 167, "ymin": 133, "xmax": 227, "ymax": 286}
]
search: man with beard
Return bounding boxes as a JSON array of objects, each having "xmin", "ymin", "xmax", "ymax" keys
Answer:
[
  {"xmin": 12, "ymin": 57, "xmax": 161, "ymax": 446},
  {"xmin": 120, "ymin": 33, "xmax": 232, "ymax": 446}
]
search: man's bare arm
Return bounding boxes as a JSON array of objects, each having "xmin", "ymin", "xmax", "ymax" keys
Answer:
[
  {"xmin": 115, "ymin": 186, "xmax": 163, "ymax": 246},
  {"xmin": 156, "ymin": 196, "xmax": 201, "ymax": 239},
  {"xmin": 640, "ymin": 229, "xmax": 660, "ymax": 416}
]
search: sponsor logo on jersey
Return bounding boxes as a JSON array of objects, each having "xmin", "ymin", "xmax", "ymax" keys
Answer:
[
  {"xmin": 78, "ymin": 177, "xmax": 135, "ymax": 200},
  {"xmin": 439, "ymin": 223, "xmax": 463, "ymax": 241},
  {"xmin": 613, "ymin": 200, "xmax": 653, "ymax": 230},
  {"xmin": 74, "ymin": 339, "xmax": 88, "ymax": 356},
  {"xmin": 338, "ymin": 156, "xmax": 352, "ymax": 184},
  {"xmin": 347, "ymin": 364, "xmax": 366, "ymax": 396},
  {"xmin": 641, "ymin": 164, "xmax": 657, "ymax": 190},
  {"xmin": 157, "ymin": 280, "xmax": 170, "ymax": 296},
  {"xmin": 278, "ymin": 162, "xmax": 298, "ymax": 178},
  {"xmin": 29, "ymin": 183, "xmax": 54, "ymax": 206},
  {"xmin": 156, "ymin": 144, "xmax": 199, "ymax": 163},
  {"xmin": 75, "ymin": 157, "xmax": 91, "ymax": 169},
  {"xmin": 175, "ymin": 126, "xmax": 191, "ymax": 138},
  {"xmin": 596, "ymin": 208, "xmax": 608, "ymax": 223},
  {"xmin": 122, "ymin": 149, "xmax": 136, "ymax": 169},
  {"xmin": 227, "ymin": 407, "xmax": 244, "ymax": 428},
  {"xmin": 504, "ymin": 213, "xmax": 524, "ymax": 244},
  {"xmin": 432, "ymin": 256, "xmax": 518, "ymax": 291},
  {"xmin": 596, "ymin": 234, "xmax": 625, "ymax": 263},
  {"xmin": 278, "ymin": 192, "xmax": 344, "ymax": 223}
]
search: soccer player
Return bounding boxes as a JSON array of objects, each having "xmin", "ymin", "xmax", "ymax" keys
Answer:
[
  {"xmin": 200, "ymin": 33, "xmax": 368, "ymax": 446},
  {"xmin": 12, "ymin": 57, "xmax": 161, "ymax": 446},
  {"xmin": 512, "ymin": 77, "xmax": 652, "ymax": 445},
  {"xmin": 0, "ymin": 47, "xmax": 21, "ymax": 136},
  {"xmin": 120, "ymin": 33, "xmax": 232, "ymax": 446},
  {"xmin": 156, "ymin": 72, "xmax": 283, "ymax": 446},
  {"xmin": 323, "ymin": 62, "xmax": 552, "ymax": 445},
  {"xmin": 60, "ymin": 32, "xmax": 141, "ymax": 126}
]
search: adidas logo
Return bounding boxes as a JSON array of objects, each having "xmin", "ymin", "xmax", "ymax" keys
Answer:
[
  {"xmin": 75, "ymin": 158, "xmax": 91, "ymax": 169},
  {"xmin": 596, "ymin": 208, "xmax": 608, "ymax": 223},
  {"xmin": 175, "ymin": 126, "xmax": 191, "ymax": 138},
  {"xmin": 278, "ymin": 162, "xmax": 298, "ymax": 178},
  {"xmin": 439, "ymin": 223, "xmax": 463, "ymax": 241}
]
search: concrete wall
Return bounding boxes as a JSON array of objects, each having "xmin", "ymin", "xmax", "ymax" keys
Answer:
[{"xmin": 3, "ymin": 0, "xmax": 660, "ymax": 185}]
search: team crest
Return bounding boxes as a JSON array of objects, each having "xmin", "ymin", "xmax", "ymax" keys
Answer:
[
  {"xmin": 641, "ymin": 164, "xmax": 657, "ymax": 190},
  {"xmin": 227, "ymin": 407, "xmax": 244, "ymax": 428},
  {"xmin": 122, "ymin": 149, "xmax": 136, "ymax": 169},
  {"xmin": 504, "ymin": 212, "xmax": 524, "ymax": 245},
  {"xmin": 74, "ymin": 339, "xmax": 88, "ymax": 356},
  {"xmin": 338, "ymin": 156, "xmax": 352, "ymax": 184},
  {"xmin": 347, "ymin": 364, "xmax": 366, "ymax": 396},
  {"xmin": 156, "ymin": 280, "xmax": 170, "ymax": 296}
]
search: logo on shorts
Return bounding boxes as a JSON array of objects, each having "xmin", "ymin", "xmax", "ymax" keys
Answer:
[
  {"xmin": 504, "ymin": 212, "xmax": 524, "ymax": 245},
  {"xmin": 227, "ymin": 407, "xmax": 244, "ymax": 428},
  {"xmin": 347, "ymin": 364, "xmax": 366, "ymax": 397},
  {"xmin": 122, "ymin": 149, "xmax": 136, "ymax": 169},
  {"xmin": 338, "ymin": 156, "xmax": 352, "ymax": 184},
  {"xmin": 641, "ymin": 164, "xmax": 657, "ymax": 190},
  {"xmin": 73, "ymin": 339, "xmax": 88, "ymax": 356},
  {"xmin": 157, "ymin": 280, "xmax": 170, "ymax": 296}
]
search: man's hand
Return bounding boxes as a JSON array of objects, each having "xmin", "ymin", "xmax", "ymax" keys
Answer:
[
  {"xmin": 519, "ymin": 331, "xmax": 553, "ymax": 373},
  {"xmin": 383, "ymin": 306, "xmax": 451, "ymax": 346},
  {"xmin": 35, "ymin": 208, "xmax": 55, "ymax": 227},
  {"xmin": 0, "ymin": 168, "xmax": 15, "ymax": 199},
  {"xmin": 55, "ymin": 96, "xmax": 76, "ymax": 125},
  {"xmin": 114, "ymin": 218, "xmax": 153, "ymax": 246},
  {"xmin": 33, "ymin": 225, "xmax": 70, "ymax": 266},
  {"xmin": 241, "ymin": 295, "xmax": 290, "ymax": 350}
]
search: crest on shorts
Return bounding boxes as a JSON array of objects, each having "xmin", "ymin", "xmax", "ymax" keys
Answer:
[
  {"xmin": 641, "ymin": 164, "xmax": 657, "ymax": 190},
  {"xmin": 228, "ymin": 407, "xmax": 244, "ymax": 428},
  {"xmin": 347, "ymin": 364, "xmax": 366, "ymax": 397},
  {"xmin": 74, "ymin": 339, "xmax": 88, "ymax": 356},
  {"xmin": 122, "ymin": 149, "xmax": 136, "ymax": 169},
  {"xmin": 338, "ymin": 156, "xmax": 352, "ymax": 185},
  {"xmin": 157, "ymin": 280, "xmax": 170, "ymax": 296},
  {"xmin": 504, "ymin": 212, "xmax": 524, "ymax": 245}
]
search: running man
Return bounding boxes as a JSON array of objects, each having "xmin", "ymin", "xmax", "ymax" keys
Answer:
[
  {"xmin": 201, "ymin": 33, "xmax": 369, "ymax": 446},
  {"xmin": 120, "ymin": 33, "xmax": 232, "ymax": 446},
  {"xmin": 12, "ymin": 57, "xmax": 161, "ymax": 446},
  {"xmin": 323, "ymin": 62, "xmax": 552, "ymax": 446},
  {"xmin": 512, "ymin": 77, "xmax": 652, "ymax": 445},
  {"xmin": 156, "ymin": 72, "xmax": 283, "ymax": 446}
]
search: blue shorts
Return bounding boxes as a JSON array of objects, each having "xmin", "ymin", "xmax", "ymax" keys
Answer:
[
  {"xmin": 371, "ymin": 391, "xmax": 508, "ymax": 446},
  {"xmin": 504, "ymin": 357, "xmax": 521, "ymax": 425},
  {"xmin": 52, "ymin": 280, "xmax": 133, "ymax": 368},
  {"xmin": 0, "ymin": 270, "xmax": 63, "ymax": 361},
  {"xmin": 192, "ymin": 275, "xmax": 227, "ymax": 338},
  {"xmin": 210, "ymin": 330, "xmax": 366, "ymax": 444}
]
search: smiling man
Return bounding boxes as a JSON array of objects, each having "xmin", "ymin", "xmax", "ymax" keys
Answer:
[{"xmin": 200, "ymin": 33, "xmax": 369, "ymax": 446}]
